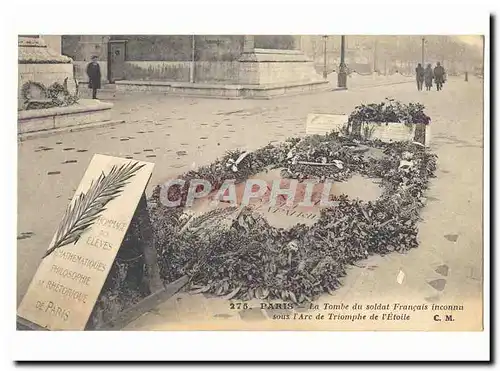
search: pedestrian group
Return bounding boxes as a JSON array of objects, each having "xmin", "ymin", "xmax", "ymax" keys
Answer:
[{"xmin": 415, "ymin": 62, "xmax": 446, "ymax": 91}]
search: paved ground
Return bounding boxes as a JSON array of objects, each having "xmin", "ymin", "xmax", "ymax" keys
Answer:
[{"xmin": 17, "ymin": 75, "xmax": 484, "ymax": 330}]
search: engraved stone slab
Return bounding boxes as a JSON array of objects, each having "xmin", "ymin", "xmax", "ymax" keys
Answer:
[
  {"xmin": 305, "ymin": 114, "xmax": 431, "ymax": 145},
  {"xmin": 365, "ymin": 122, "xmax": 431, "ymax": 145},
  {"xmin": 17, "ymin": 154, "xmax": 154, "ymax": 330}
]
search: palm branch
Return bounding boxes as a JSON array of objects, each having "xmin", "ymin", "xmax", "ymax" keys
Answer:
[{"xmin": 42, "ymin": 161, "xmax": 145, "ymax": 259}]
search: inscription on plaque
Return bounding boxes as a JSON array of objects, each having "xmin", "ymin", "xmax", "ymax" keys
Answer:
[{"xmin": 17, "ymin": 154, "xmax": 154, "ymax": 330}]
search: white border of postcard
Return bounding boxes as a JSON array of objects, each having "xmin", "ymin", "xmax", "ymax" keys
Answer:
[{"xmin": 3, "ymin": 0, "xmax": 492, "ymax": 363}]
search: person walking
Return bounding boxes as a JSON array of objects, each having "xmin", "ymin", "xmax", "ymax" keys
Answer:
[
  {"xmin": 86, "ymin": 56, "xmax": 101, "ymax": 99},
  {"xmin": 424, "ymin": 64, "xmax": 434, "ymax": 91},
  {"xmin": 415, "ymin": 63, "xmax": 424, "ymax": 91},
  {"xmin": 434, "ymin": 62, "xmax": 446, "ymax": 91}
]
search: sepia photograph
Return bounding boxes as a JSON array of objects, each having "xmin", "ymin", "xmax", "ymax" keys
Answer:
[{"xmin": 8, "ymin": 3, "xmax": 491, "ymax": 363}]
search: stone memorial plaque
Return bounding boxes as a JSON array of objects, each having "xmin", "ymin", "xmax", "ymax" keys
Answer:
[
  {"xmin": 359, "ymin": 122, "xmax": 431, "ymax": 145},
  {"xmin": 369, "ymin": 122, "xmax": 413, "ymax": 142},
  {"xmin": 17, "ymin": 154, "xmax": 154, "ymax": 330},
  {"xmin": 305, "ymin": 113, "xmax": 348, "ymax": 135},
  {"xmin": 305, "ymin": 114, "xmax": 430, "ymax": 145}
]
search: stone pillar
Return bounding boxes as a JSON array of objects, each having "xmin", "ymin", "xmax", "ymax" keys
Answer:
[
  {"xmin": 238, "ymin": 35, "xmax": 259, "ymax": 84},
  {"xmin": 237, "ymin": 34, "xmax": 327, "ymax": 90}
]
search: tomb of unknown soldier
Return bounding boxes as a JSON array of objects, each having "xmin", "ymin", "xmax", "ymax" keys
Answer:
[{"xmin": 16, "ymin": 34, "xmax": 485, "ymax": 337}]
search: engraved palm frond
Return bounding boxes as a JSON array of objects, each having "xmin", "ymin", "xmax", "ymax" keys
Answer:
[{"xmin": 42, "ymin": 161, "xmax": 145, "ymax": 259}]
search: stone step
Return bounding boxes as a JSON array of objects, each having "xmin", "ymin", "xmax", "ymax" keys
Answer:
[{"xmin": 79, "ymin": 83, "xmax": 116, "ymax": 92}]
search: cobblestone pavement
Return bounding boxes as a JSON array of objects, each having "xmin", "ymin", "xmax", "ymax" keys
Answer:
[{"xmin": 18, "ymin": 76, "xmax": 484, "ymax": 329}]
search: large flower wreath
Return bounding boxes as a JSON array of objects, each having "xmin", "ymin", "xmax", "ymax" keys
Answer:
[{"xmin": 149, "ymin": 111, "xmax": 436, "ymax": 304}]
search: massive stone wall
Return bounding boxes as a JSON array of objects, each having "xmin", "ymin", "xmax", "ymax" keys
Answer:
[
  {"xmin": 107, "ymin": 35, "xmax": 244, "ymax": 62},
  {"xmin": 62, "ymin": 35, "xmax": 109, "ymax": 61},
  {"xmin": 254, "ymin": 35, "xmax": 296, "ymax": 50},
  {"xmin": 61, "ymin": 35, "xmax": 316, "ymax": 84},
  {"xmin": 121, "ymin": 61, "xmax": 240, "ymax": 83},
  {"xmin": 62, "ymin": 35, "xmax": 301, "ymax": 62}
]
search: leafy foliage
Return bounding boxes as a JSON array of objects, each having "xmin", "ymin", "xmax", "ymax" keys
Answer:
[
  {"xmin": 21, "ymin": 81, "xmax": 47, "ymax": 100},
  {"xmin": 43, "ymin": 161, "xmax": 145, "ymax": 258},
  {"xmin": 346, "ymin": 98, "xmax": 431, "ymax": 137},
  {"xmin": 21, "ymin": 80, "xmax": 79, "ymax": 110},
  {"xmin": 150, "ymin": 132, "xmax": 437, "ymax": 303}
]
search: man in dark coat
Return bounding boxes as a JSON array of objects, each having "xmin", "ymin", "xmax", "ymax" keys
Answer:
[
  {"xmin": 424, "ymin": 64, "xmax": 434, "ymax": 91},
  {"xmin": 415, "ymin": 63, "xmax": 424, "ymax": 91},
  {"xmin": 86, "ymin": 56, "xmax": 101, "ymax": 99},
  {"xmin": 433, "ymin": 62, "xmax": 446, "ymax": 91}
]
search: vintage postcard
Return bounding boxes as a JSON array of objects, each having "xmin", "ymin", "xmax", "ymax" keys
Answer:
[{"xmin": 15, "ymin": 31, "xmax": 487, "ymax": 349}]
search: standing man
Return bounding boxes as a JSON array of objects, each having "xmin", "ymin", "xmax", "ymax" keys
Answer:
[
  {"xmin": 86, "ymin": 56, "xmax": 101, "ymax": 99},
  {"xmin": 434, "ymin": 62, "xmax": 446, "ymax": 91},
  {"xmin": 424, "ymin": 64, "xmax": 434, "ymax": 91},
  {"xmin": 415, "ymin": 63, "xmax": 424, "ymax": 91}
]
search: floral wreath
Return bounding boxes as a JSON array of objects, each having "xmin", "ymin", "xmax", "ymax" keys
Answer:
[
  {"xmin": 149, "ymin": 104, "xmax": 436, "ymax": 303},
  {"xmin": 20, "ymin": 81, "xmax": 47, "ymax": 101}
]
